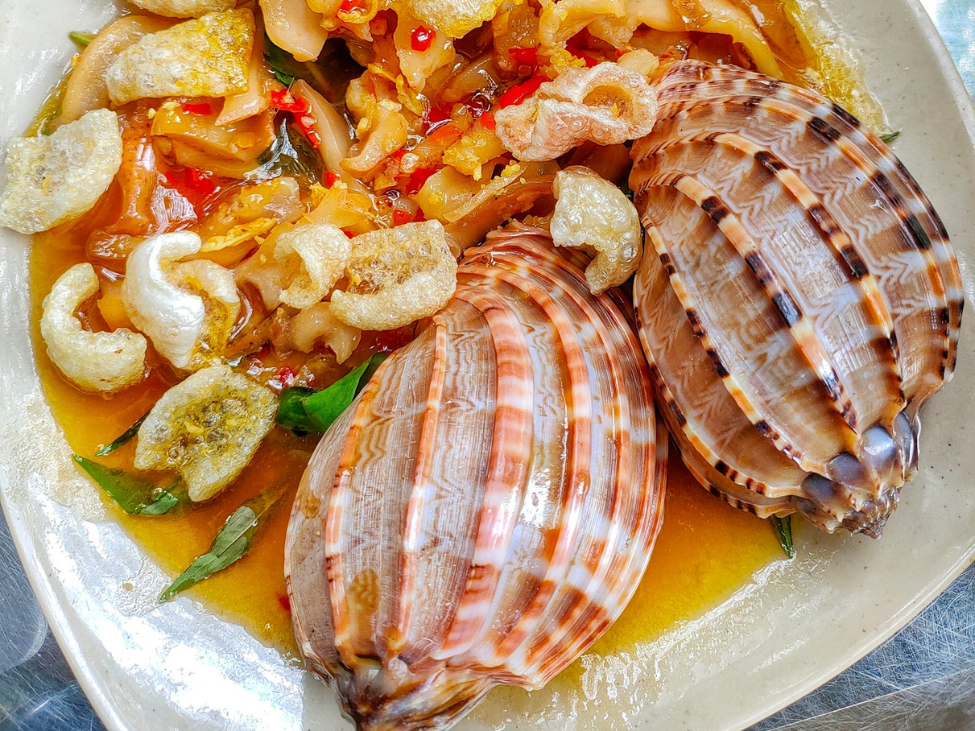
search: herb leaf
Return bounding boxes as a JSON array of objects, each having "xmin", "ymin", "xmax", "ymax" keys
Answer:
[
  {"xmin": 880, "ymin": 131, "xmax": 901, "ymax": 144},
  {"xmin": 264, "ymin": 35, "xmax": 300, "ymax": 87},
  {"xmin": 95, "ymin": 412, "xmax": 149, "ymax": 456},
  {"xmin": 252, "ymin": 116, "xmax": 323, "ymax": 183},
  {"xmin": 73, "ymin": 455, "xmax": 178, "ymax": 515},
  {"xmin": 771, "ymin": 515, "xmax": 796, "ymax": 559},
  {"xmin": 159, "ymin": 484, "xmax": 288, "ymax": 601},
  {"xmin": 69, "ymin": 31, "xmax": 95, "ymax": 47},
  {"xmin": 276, "ymin": 353, "xmax": 387, "ymax": 434}
]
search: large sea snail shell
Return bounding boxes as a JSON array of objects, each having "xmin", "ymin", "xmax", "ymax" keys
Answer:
[
  {"xmin": 285, "ymin": 224, "xmax": 668, "ymax": 730},
  {"xmin": 630, "ymin": 60, "xmax": 963, "ymax": 536}
]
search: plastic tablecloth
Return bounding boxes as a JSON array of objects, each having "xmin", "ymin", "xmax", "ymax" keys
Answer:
[{"xmin": 1, "ymin": 2, "xmax": 974, "ymax": 729}]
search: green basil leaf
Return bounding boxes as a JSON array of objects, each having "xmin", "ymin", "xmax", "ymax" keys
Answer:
[
  {"xmin": 880, "ymin": 131, "xmax": 901, "ymax": 144},
  {"xmin": 253, "ymin": 116, "xmax": 322, "ymax": 183},
  {"xmin": 771, "ymin": 515, "xmax": 795, "ymax": 559},
  {"xmin": 159, "ymin": 484, "xmax": 288, "ymax": 601},
  {"xmin": 73, "ymin": 455, "xmax": 179, "ymax": 516},
  {"xmin": 95, "ymin": 412, "xmax": 149, "ymax": 456},
  {"xmin": 69, "ymin": 31, "xmax": 95, "ymax": 47},
  {"xmin": 263, "ymin": 35, "xmax": 300, "ymax": 87},
  {"xmin": 276, "ymin": 353, "xmax": 387, "ymax": 434}
]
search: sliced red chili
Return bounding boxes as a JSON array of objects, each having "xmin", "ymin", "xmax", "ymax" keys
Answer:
[
  {"xmin": 508, "ymin": 46, "xmax": 538, "ymax": 66},
  {"xmin": 479, "ymin": 111, "xmax": 496, "ymax": 130},
  {"xmin": 498, "ymin": 73, "xmax": 545, "ymax": 108},
  {"xmin": 406, "ymin": 167, "xmax": 436, "ymax": 194},
  {"xmin": 163, "ymin": 166, "xmax": 217, "ymax": 216},
  {"xmin": 411, "ymin": 25, "xmax": 435, "ymax": 52},
  {"xmin": 339, "ymin": 0, "xmax": 368, "ymax": 13},
  {"xmin": 270, "ymin": 88, "xmax": 310, "ymax": 114},
  {"xmin": 181, "ymin": 101, "xmax": 212, "ymax": 115},
  {"xmin": 392, "ymin": 209, "xmax": 413, "ymax": 226},
  {"xmin": 324, "ymin": 171, "xmax": 339, "ymax": 188},
  {"xmin": 276, "ymin": 365, "xmax": 297, "ymax": 387}
]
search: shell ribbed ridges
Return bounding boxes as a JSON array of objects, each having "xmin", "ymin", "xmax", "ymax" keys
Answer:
[
  {"xmin": 286, "ymin": 225, "xmax": 666, "ymax": 731},
  {"xmin": 630, "ymin": 59, "xmax": 961, "ymax": 536}
]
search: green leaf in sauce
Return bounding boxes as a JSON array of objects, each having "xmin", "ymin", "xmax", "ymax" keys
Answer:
[
  {"xmin": 69, "ymin": 31, "xmax": 95, "ymax": 47},
  {"xmin": 276, "ymin": 353, "xmax": 388, "ymax": 435},
  {"xmin": 880, "ymin": 131, "xmax": 901, "ymax": 145},
  {"xmin": 72, "ymin": 455, "xmax": 179, "ymax": 516},
  {"xmin": 159, "ymin": 484, "xmax": 288, "ymax": 601},
  {"xmin": 771, "ymin": 515, "xmax": 795, "ymax": 559},
  {"xmin": 95, "ymin": 412, "xmax": 149, "ymax": 456},
  {"xmin": 253, "ymin": 116, "xmax": 323, "ymax": 183},
  {"xmin": 264, "ymin": 35, "xmax": 300, "ymax": 87}
]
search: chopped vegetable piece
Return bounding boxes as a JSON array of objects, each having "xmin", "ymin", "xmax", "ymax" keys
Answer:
[
  {"xmin": 772, "ymin": 515, "xmax": 795, "ymax": 559},
  {"xmin": 263, "ymin": 34, "xmax": 299, "ymax": 86},
  {"xmin": 880, "ymin": 131, "xmax": 900, "ymax": 144},
  {"xmin": 73, "ymin": 455, "xmax": 179, "ymax": 516},
  {"xmin": 508, "ymin": 46, "xmax": 537, "ymax": 66},
  {"xmin": 411, "ymin": 26, "xmax": 436, "ymax": 52},
  {"xmin": 69, "ymin": 31, "xmax": 95, "ymax": 47},
  {"xmin": 96, "ymin": 412, "xmax": 150, "ymax": 456},
  {"xmin": 181, "ymin": 101, "xmax": 213, "ymax": 115},
  {"xmin": 498, "ymin": 73, "xmax": 545, "ymax": 108},
  {"xmin": 159, "ymin": 483, "xmax": 288, "ymax": 601},
  {"xmin": 277, "ymin": 353, "xmax": 387, "ymax": 434}
]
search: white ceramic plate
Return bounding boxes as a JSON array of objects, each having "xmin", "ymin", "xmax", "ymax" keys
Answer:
[{"xmin": 2, "ymin": 1, "xmax": 974, "ymax": 730}]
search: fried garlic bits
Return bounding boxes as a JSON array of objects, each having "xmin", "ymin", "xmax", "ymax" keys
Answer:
[
  {"xmin": 128, "ymin": 0, "xmax": 236, "ymax": 18},
  {"xmin": 40, "ymin": 264, "xmax": 147, "ymax": 392},
  {"xmin": 495, "ymin": 62, "xmax": 658, "ymax": 162},
  {"xmin": 105, "ymin": 9, "xmax": 254, "ymax": 106},
  {"xmin": 134, "ymin": 363, "xmax": 276, "ymax": 501},
  {"xmin": 330, "ymin": 220, "xmax": 458, "ymax": 331},
  {"xmin": 551, "ymin": 166, "xmax": 642, "ymax": 294},
  {"xmin": 0, "ymin": 110, "xmax": 122, "ymax": 234},
  {"xmin": 123, "ymin": 232, "xmax": 241, "ymax": 370},
  {"xmin": 275, "ymin": 222, "xmax": 351, "ymax": 310}
]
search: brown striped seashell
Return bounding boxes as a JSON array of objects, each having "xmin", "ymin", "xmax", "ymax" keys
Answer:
[
  {"xmin": 629, "ymin": 60, "xmax": 963, "ymax": 537},
  {"xmin": 285, "ymin": 224, "xmax": 668, "ymax": 730}
]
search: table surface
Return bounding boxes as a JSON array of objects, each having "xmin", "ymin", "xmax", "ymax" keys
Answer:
[{"xmin": 2, "ymin": 2, "xmax": 975, "ymax": 730}]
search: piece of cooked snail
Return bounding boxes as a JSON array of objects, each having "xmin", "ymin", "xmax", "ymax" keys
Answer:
[
  {"xmin": 630, "ymin": 60, "xmax": 963, "ymax": 536},
  {"xmin": 285, "ymin": 224, "xmax": 667, "ymax": 730}
]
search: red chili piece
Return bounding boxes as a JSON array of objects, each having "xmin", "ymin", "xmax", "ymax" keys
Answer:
[
  {"xmin": 411, "ymin": 25, "xmax": 435, "ymax": 52},
  {"xmin": 277, "ymin": 365, "xmax": 296, "ymax": 387},
  {"xmin": 163, "ymin": 166, "xmax": 216, "ymax": 215},
  {"xmin": 406, "ymin": 167, "xmax": 436, "ymax": 195},
  {"xmin": 479, "ymin": 111, "xmax": 496, "ymax": 130},
  {"xmin": 271, "ymin": 89, "xmax": 321, "ymax": 149},
  {"xmin": 508, "ymin": 46, "xmax": 538, "ymax": 66},
  {"xmin": 339, "ymin": 0, "xmax": 368, "ymax": 12},
  {"xmin": 325, "ymin": 171, "xmax": 339, "ymax": 188},
  {"xmin": 498, "ymin": 73, "xmax": 545, "ymax": 108},
  {"xmin": 392, "ymin": 209, "xmax": 414, "ymax": 226},
  {"xmin": 181, "ymin": 102, "xmax": 212, "ymax": 115}
]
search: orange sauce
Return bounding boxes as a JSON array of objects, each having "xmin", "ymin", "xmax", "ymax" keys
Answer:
[{"xmin": 32, "ymin": 219, "xmax": 783, "ymax": 663}]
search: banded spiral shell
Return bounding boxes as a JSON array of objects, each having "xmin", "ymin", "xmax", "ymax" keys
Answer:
[
  {"xmin": 630, "ymin": 60, "xmax": 963, "ymax": 536},
  {"xmin": 285, "ymin": 225, "xmax": 668, "ymax": 730}
]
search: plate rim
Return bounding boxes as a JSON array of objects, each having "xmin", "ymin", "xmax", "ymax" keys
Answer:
[{"xmin": 1, "ymin": 0, "xmax": 974, "ymax": 729}]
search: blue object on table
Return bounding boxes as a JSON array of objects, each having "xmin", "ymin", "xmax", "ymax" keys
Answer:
[{"xmin": 1, "ymin": 2, "xmax": 974, "ymax": 729}]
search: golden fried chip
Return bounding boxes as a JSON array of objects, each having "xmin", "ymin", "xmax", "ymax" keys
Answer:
[
  {"xmin": 551, "ymin": 166, "xmax": 643, "ymax": 294},
  {"xmin": 330, "ymin": 220, "xmax": 458, "ymax": 330},
  {"xmin": 134, "ymin": 363, "xmax": 276, "ymax": 501},
  {"xmin": 0, "ymin": 109, "xmax": 122, "ymax": 234},
  {"xmin": 40, "ymin": 263, "xmax": 147, "ymax": 392},
  {"xmin": 105, "ymin": 10, "xmax": 254, "ymax": 105},
  {"xmin": 275, "ymin": 222, "xmax": 351, "ymax": 310},
  {"xmin": 128, "ymin": 0, "xmax": 236, "ymax": 18}
]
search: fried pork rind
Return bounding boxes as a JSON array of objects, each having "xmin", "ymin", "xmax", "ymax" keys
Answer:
[
  {"xmin": 275, "ymin": 222, "xmax": 351, "ymax": 309},
  {"xmin": 405, "ymin": 0, "xmax": 507, "ymax": 39},
  {"xmin": 495, "ymin": 63, "xmax": 658, "ymax": 162},
  {"xmin": 128, "ymin": 0, "xmax": 235, "ymax": 18},
  {"xmin": 134, "ymin": 363, "xmax": 276, "ymax": 501},
  {"xmin": 0, "ymin": 109, "xmax": 122, "ymax": 234},
  {"xmin": 551, "ymin": 166, "xmax": 642, "ymax": 294},
  {"xmin": 40, "ymin": 264, "xmax": 147, "ymax": 393},
  {"xmin": 105, "ymin": 10, "xmax": 255, "ymax": 106},
  {"xmin": 330, "ymin": 220, "xmax": 457, "ymax": 331},
  {"xmin": 123, "ymin": 232, "xmax": 241, "ymax": 370}
]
